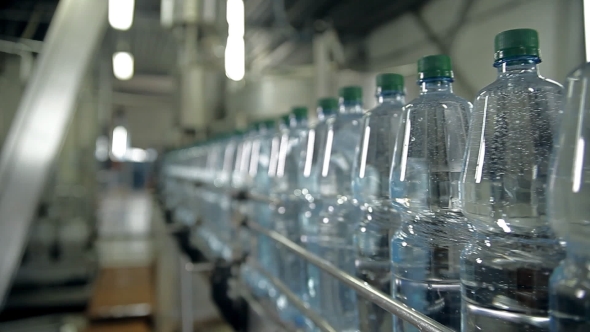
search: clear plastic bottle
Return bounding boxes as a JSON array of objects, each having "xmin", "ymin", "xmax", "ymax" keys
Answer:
[
  {"xmin": 200, "ymin": 138, "xmax": 224, "ymax": 255},
  {"xmin": 351, "ymin": 74, "xmax": 406, "ymax": 332},
  {"xmin": 305, "ymin": 86, "xmax": 364, "ymax": 332},
  {"xmin": 388, "ymin": 55, "xmax": 472, "ymax": 332},
  {"xmin": 235, "ymin": 126, "xmax": 260, "ymax": 294},
  {"xmin": 214, "ymin": 133, "xmax": 236, "ymax": 260},
  {"xmin": 220, "ymin": 131, "xmax": 248, "ymax": 260},
  {"xmin": 231, "ymin": 129, "xmax": 255, "ymax": 260},
  {"xmin": 299, "ymin": 97, "xmax": 339, "ymax": 332},
  {"xmin": 189, "ymin": 143, "xmax": 208, "ymax": 226},
  {"xmin": 249, "ymin": 119, "xmax": 280, "ymax": 298},
  {"xmin": 460, "ymin": 29, "xmax": 564, "ymax": 331},
  {"xmin": 547, "ymin": 62, "xmax": 590, "ymax": 331},
  {"xmin": 272, "ymin": 107, "xmax": 311, "ymax": 328},
  {"xmin": 201, "ymin": 135, "xmax": 233, "ymax": 258},
  {"xmin": 167, "ymin": 147, "xmax": 198, "ymax": 227}
]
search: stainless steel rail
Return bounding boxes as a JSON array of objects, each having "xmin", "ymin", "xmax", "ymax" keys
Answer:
[
  {"xmin": 236, "ymin": 281, "xmax": 298, "ymax": 332},
  {"xmin": 164, "ymin": 182, "xmax": 454, "ymax": 331},
  {"xmin": 247, "ymin": 220, "xmax": 455, "ymax": 332},
  {"xmin": 248, "ymin": 259, "xmax": 337, "ymax": 332},
  {"xmin": 246, "ymin": 192, "xmax": 279, "ymax": 205}
]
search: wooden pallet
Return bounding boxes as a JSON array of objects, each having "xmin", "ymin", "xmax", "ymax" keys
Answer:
[
  {"xmin": 86, "ymin": 320, "xmax": 150, "ymax": 332},
  {"xmin": 87, "ymin": 266, "xmax": 155, "ymax": 320}
]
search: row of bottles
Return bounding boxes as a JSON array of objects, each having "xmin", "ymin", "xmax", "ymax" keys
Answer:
[{"xmin": 160, "ymin": 27, "xmax": 589, "ymax": 332}]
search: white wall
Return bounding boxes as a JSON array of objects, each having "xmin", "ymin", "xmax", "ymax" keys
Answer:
[
  {"xmin": 365, "ymin": 0, "xmax": 584, "ymax": 101},
  {"xmin": 225, "ymin": 68, "xmax": 385, "ymax": 122},
  {"xmin": 125, "ymin": 105, "xmax": 178, "ymax": 149},
  {"xmin": 226, "ymin": 72, "xmax": 316, "ymax": 122}
]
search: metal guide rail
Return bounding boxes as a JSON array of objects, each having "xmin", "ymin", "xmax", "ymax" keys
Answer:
[
  {"xmin": 236, "ymin": 282, "xmax": 299, "ymax": 332},
  {"xmin": 163, "ymin": 173, "xmax": 454, "ymax": 332},
  {"xmin": 246, "ymin": 259, "xmax": 336, "ymax": 332},
  {"xmin": 244, "ymin": 193, "xmax": 455, "ymax": 332}
]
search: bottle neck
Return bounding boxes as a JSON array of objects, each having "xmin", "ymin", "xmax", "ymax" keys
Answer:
[
  {"xmin": 376, "ymin": 90, "xmax": 405, "ymax": 105},
  {"xmin": 419, "ymin": 78, "xmax": 453, "ymax": 94},
  {"xmin": 318, "ymin": 111, "xmax": 336, "ymax": 121},
  {"xmin": 494, "ymin": 56, "xmax": 540, "ymax": 77},
  {"xmin": 339, "ymin": 101, "xmax": 363, "ymax": 114},
  {"xmin": 293, "ymin": 118, "xmax": 308, "ymax": 128}
]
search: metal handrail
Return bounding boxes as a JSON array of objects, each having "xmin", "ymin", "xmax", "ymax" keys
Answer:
[
  {"xmin": 246, "ymin": 220, "xmax": 455, "ymax": 332},
  {"xmin": 235, "ymin": 280, "xmax": 298, "ymax": 332},
  {"xmin": 163, "ymin": 185, "xmax": 455, "ymax": 332},
  {"xmin": 246, "ymin": 192, "xmax": 279, "ymax": 205},
  {"xmin": 247, "ymin": 259, "xmax": 337, "ymax": 332}
]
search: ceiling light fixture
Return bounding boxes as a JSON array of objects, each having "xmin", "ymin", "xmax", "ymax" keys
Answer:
[
  {"xmin": 225, "ymin": 0, "xmax": 245, "ymax": 81},
  {"xmin": 112, "ymin": 52, "xmax": 134, "ymax": 81},
  {"xmin": 111, "ymin": 126, "xmax": 129, "ymax": 161},
  {"xmin": 108, "ymin": 0, "xmax": 135, "ymax": 31}
]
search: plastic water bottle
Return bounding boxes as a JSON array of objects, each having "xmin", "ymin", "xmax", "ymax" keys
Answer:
[
  {"xmin": 233, "ymin": 127, "xmax": 260, "ymax": 293},
  {"xmin": 299, "ymin": 97, "xmax": 339, "ymax": 332},
  {"xmin": 216, "ymin": 133, "xmax": 237, "ymax": 260},
  {"xmin": 547, "ymin": 62, "xmax": 590, "ymax": 331},
  {"xmin": 189, "ymin": 144, "xmax": 207, "ymax": 226},
  {"xmin": 201, "ymin": 136, "xmax": 233, "ymax": 258},
  {"xmin": 201, "ymin": 139, "xmax": 224, "ymax": 254},
  {"xmin": 389, "ymin": 55, "xmax": 472, "ymax": 331},
  {"xmin": 249, "ymin": 119, "xmax": 280, "ymax": 298},
  {"xmin": 298, "ymin": 98, "xmax": 339, "ymax": 198},
  {"xmin": 305, "ymin": 86, "xmax": 364, "ymax": 332},
  {"xmin": 460, "ymin": 28, "xmax": 564, "ymax": 331},
  {"xmin": 271, "ymin": 107, "xmax": 311, "ymax": 328},
  {"xmin": 351, "ymin": 74, "xmax": 406, "ymax": 332},
  {"xmin": 231, "ymin": 129, "xmax": 255, "ymax": 260}
]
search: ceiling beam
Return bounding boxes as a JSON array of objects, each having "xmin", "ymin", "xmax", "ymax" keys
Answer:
[
  {"xmin": 112, "ymin": 74, "xmax": 176, "ymax": 95},
  {"xmin": 112, "ymin": 91, "xmax": 172, "ymax": 108}
]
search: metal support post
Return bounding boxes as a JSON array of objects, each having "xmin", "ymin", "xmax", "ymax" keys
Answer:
[
  {"xmin": 0, "ymin": 0, "xmax": 107, "ymax": 308},
  {"xmin": 313, "ymin": 32, "xmax": 331, "ymax": 100},
  {"xmin": 179, "ymin": 254, "xmax": 194, "ymax": 332}
]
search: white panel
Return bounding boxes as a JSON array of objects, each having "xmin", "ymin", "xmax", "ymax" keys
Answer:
[
  {"xmin": 227, "ymin": 74, "xmax": 315, "ymax": 120},
  {"xmin": 180, "ymin": 66, "xmax": 208, "ymax": 128},
  {"xmin": 126, "ymin": 106, "xmax": 176, "ymax": 149}
]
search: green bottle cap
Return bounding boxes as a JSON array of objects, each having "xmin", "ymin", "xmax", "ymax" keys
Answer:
[
  {"xmin": 418, "ymin": 55, "xmax": 453, "ymax": 80},
  {"xmin": 339, "ymin": 86, "xmax": 363, "ymax": 103},
  {"xmin": 317, "ymin": 97, "xmax": 338, "ymax": 116},
  {"xmin": 263, "ymin": 118, "xmax": 276, "ymax": 127},
  {"xmin": 376, "ymin": 73, "xmax": 404, "ymax": 92},
  {"xmin": 494, "ymin": 28, "xmax": 540, "ymax": 61},
  {"xmin": 281, "ymin": 113, "xmax": 291, "ymax": 125},
  {"xmin": 318, "ymin": 97, "xmax": 338, "ymax": 110},
  {"xmin": 290, "ymin": 106, "xmax": 308, "ymax": 120},
  {"xmin": 255, "ymin": 118, "xmax": 275, "ymax": 130}
]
